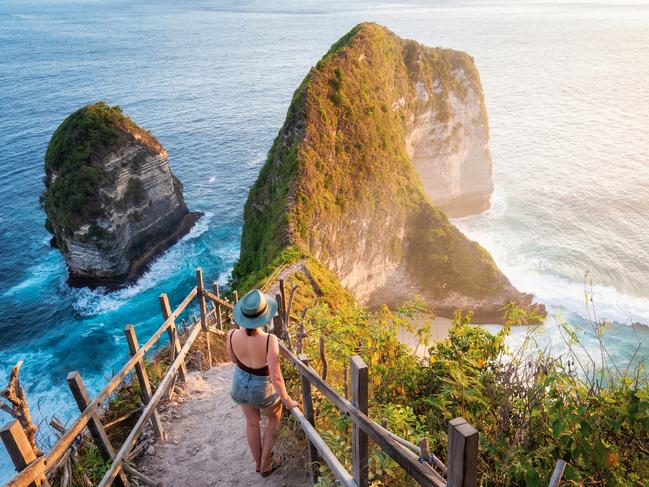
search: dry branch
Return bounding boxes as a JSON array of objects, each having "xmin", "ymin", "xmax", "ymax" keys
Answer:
[
  {"xmin": 319, "ymin": 336, "xmax": 328, "ymax": 382},
  {"xmin": 0, "ymin": 360, "xmax": 42, "ymax": 456}
]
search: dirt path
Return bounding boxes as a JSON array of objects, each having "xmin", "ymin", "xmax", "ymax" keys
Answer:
[{"xmin": 137, "ymin": 364, "xmax": 309, "ymax": 487}]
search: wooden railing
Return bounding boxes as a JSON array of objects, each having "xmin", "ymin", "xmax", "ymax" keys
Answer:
[
  {"xmin": 0, "ymin": 268, "xmax": 220, "ymax": 487},
  {"xmin": 257, "ymin": 281, "xmax": 480, "ymax": 487},
  {"xmin": 1, "ymin": 273, "xmax": 566, "ymax": 487}
]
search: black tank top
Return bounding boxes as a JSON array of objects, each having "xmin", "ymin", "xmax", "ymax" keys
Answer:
[{"xmin": 229, "ymin": 331, "xmax": 270, "ymax": 377}]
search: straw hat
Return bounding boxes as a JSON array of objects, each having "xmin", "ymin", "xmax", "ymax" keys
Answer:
[{"xmin": 233, "ymin": 289, "xmax": 278, "ymax": 329}]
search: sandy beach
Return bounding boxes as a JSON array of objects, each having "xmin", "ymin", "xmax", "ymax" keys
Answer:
[{"xmin": 397, "ymin": 313, "xmax": 453, "ymax": 357}]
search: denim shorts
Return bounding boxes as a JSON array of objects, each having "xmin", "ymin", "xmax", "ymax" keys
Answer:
[{"xmin": 230, "ymin": 366, "xmax": 279, "ymax": 409}]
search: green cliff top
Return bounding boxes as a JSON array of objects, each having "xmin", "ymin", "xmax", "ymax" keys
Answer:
[{"xmin": 42, "ymin": 102, "xmax": 162, "ymax": 242}]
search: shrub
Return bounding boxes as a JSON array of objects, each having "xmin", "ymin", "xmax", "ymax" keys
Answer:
[{"xmin": 286, "ymin": 301, "xmax": 648, "ymax": 486}]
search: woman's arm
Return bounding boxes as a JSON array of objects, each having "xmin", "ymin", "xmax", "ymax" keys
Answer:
[
  {"xmin": 267, "ymin": 334, "xmax": 298, "ymax": 409},
  {"xmin": 226, "ymin": 329, "xmax": 237, "ymax": 364}
]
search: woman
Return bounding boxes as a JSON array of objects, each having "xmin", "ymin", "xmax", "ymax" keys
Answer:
[{"xmin": 227, "ymin": 289, "xmax": 299, "ymax": 477}]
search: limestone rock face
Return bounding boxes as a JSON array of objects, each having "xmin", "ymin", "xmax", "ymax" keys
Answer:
[
  {"xmin": 233, "ymin": 23, "xmax": 543, "ymax": 322},
  {"xmin": 42, "ymin": 102, "xmax": 201, "ymax": 287},
  {"xmin": 405, "ymin": 72, "xmax": 493, "ymax": 217}
]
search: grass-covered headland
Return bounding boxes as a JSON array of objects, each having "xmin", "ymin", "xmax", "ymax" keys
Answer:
[
  {"xmin": 229, "ymin": 22, "xmax": 646, "ymax": 485},
  {"xmin": 231, "ymin": 23, "xmax": 519, "ymax": 310}
]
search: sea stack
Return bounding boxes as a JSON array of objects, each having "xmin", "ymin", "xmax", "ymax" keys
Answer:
[
  {"xmin": 233, "ymin": 23, "xmax": 542, "ymax": 322},
  {"xmin": 41, "ymin": 102, "xmax": 202, "ymax": 288}
]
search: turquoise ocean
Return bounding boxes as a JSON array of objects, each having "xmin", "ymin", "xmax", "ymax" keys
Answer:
[{"xmin": 1, "ymin": 0, "xmax": 648, "ymax": 480}]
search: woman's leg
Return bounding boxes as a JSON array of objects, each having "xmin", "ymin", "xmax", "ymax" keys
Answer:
[
  {"xmin": 240, "ymin": 404, "xmax": 262, "ymax": 471},
  {"xmin": 260, "ymin": 400, "xmax": 282, "ymax": 472}
]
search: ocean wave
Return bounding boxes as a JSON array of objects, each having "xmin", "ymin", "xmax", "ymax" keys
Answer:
[
  {"xmin": 504, "ymin": 266, "xmax": 649, "ymax": 326},
  {"xmin": 2, "ymin": 255, "xmax": 65, "ymax": 298}
]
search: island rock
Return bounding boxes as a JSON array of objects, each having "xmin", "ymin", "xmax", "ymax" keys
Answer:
[
  {"xmin": 41, "ymin": 102, "xmax": 202, "ymax": 287},
  {"xmin": 233, "ymin": 23, "xmax": 543, "ymax": 322}
]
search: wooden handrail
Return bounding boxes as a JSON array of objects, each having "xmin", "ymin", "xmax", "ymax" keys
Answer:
[
  {"xmin": 547, "ymin": 460, "xmax": 566, "ymax": 487},
  {"xmin": 261, "ymin": 263, "xmax": 291, "ymax": 292},
  {"xmin": 289, "ymin": 407, "xmax": 357, "ymax": 487},
  {"xmin": 5, "ymin": 286, "xmax": 198, "ymax": 487},
  {"xmin": 97, "ymin": 321, "xmax": 203, "ymax": 486},
  {"xmin": 279, "ymin": 343, "xmax": 446, "ymax": 487},
  {"xmin": 204, "ymin": 289, "xmax": 234, "ymax": 310}
]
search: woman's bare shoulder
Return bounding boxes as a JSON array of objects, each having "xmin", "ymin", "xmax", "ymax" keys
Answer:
[{"xmin": 267, "ymin": 332, "xmax": 279, "ymax": 347}]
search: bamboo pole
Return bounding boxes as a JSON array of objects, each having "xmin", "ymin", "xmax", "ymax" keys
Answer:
[
  {"xmin": 547, "ymin": 460, "xmax": 566, "ymax": 487},
  {"xmin": 289, "ymin": 408, "xmax": 356, "ymax": 487}
]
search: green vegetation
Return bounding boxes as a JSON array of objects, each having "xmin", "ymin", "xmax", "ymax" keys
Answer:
[
  {"xmin": 122, "ymin": 177, "xmax": 147, "ymax": 207},
  {"xmin": 281, "ymin": 302, "xmax": 648, "ymax": 486},
  {"xmin": 41, "ymin": 102, "xmax": 161, "ymax": 246},
  {"xmin": 232, "ymin": 23, "xmax": 508, "ymax": 300}
]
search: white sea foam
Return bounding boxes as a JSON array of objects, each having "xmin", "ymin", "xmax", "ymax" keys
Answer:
[
  {"xmin": 72, "ymin": 212, "xmax": 214, "ymax": 316},
  {"xmin": 505, "ymin": 266, "xmax": 649, "ymax": 326}
]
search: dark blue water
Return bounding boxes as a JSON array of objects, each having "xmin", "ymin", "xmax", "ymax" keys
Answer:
[{"xmin": 1, "ymin": 0, "xmax": 648, "ymax": 481}]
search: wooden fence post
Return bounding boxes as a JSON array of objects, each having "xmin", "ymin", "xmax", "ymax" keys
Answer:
[
  {"xmin": 272, "ymin": 315, "xmax": 284, "ymax": 338},
  {"xmin": 67, "ymin": 372, "xmax": 129, "ymax": 487},
  {"xmin": 275, "ymin": 293, "xmax": 285, "ymax": 337},
  {"xmin": 196, "ymin": 267, "xmax": 212, "ymax": 367},
  {"xmin": 351, "ymin": 355, "xmax": 368, "ymax": 487},
  {"xmin": 159, "ymin": 293, "xmax": 188, "ymax": 383},
  {"xmin": 0, "ymin": 420, "xmax": 49, "ymax": 486},
  {"xmin": 447, "ymin": 417, "xmax": 478, "ymax": 487},
  {"xmin": 232, "ymin": 290, "xmax": 239, "ymax": 303},
  {"xmin": 279, "ymin": 279, "xmax": 287, "ymax": 320},
  {"xmin": 124, "ymin": 325, "xmax": 164, "ymax": 439},
  {"xmin": 298, "ymin": 354, "xmax": 319, "ymax": 483},
  {"xmin": 212, "ymin": 282, "xmax": 223, "ymax": 330}
]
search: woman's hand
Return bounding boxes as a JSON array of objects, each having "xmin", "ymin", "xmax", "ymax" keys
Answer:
[{"xmin": 283, "ymin": 398, "xmax": 299, "ymax": 410}]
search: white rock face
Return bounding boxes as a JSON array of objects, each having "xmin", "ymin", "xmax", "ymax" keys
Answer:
[
  {"xmin": 57, "ymin": 139, "xmax": 199, "ymax": 286},
  {"xmin": 405, "ymin": 68, "xmax": 493, "ymax": 217}
]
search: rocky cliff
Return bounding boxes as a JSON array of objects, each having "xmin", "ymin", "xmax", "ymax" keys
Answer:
[
  {"xmin": 403, "ymin": 46, "xmax": 493, "ymax": 217},
  {"xmin": 41, "ymin": 102, "xmax": 202, "ymax": 287},
  {"xmin": 233, "ymin": 23, "xmax": 542, "ymax": 322}
]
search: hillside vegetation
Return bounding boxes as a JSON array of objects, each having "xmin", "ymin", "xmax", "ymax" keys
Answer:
[
  {"xmin": 283, "ymin": 301, "xmax": 648, "ymax": 486},
  {"xmin": 229, "ymin": 22, "xmax": 647, "ymax": 486}
]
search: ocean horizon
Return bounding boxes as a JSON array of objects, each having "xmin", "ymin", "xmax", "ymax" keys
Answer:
[{"xmin": 1, "ymin": 0, "xmax": 648, "ymax": 481}]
